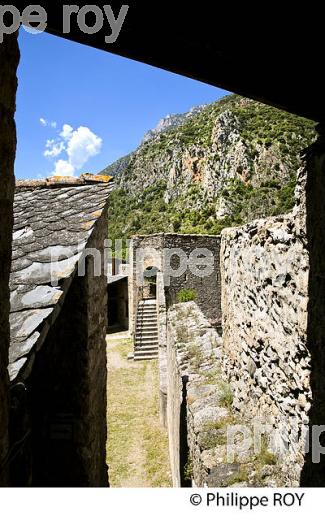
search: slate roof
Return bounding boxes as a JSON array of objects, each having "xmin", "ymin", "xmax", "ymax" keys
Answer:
[{"xmin": 9, "ymin": 175, "xmax": 114, "ymax": 382}]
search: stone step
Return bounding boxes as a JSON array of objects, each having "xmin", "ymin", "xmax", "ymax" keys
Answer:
[
  {"xmin": 135, "ymin": 339, "xmax": 158, "ymax": 346},
  {"xmin": 135, "ymin": 338, "xmax": 158, "ymax": 345},
  {"xmin": 138, "ymin": 329, "xmax": 157, "ymax": 332},
  {"xmin": 134, "ymin": 345, "xmax": 159, "ymax": 353},
  {"xmin": 137, "ymin": 318, "xmax": 157, "ymax": 323},
  {"xmin": 136, "ymin": 323, "xmax": 158, "ymax": 328},
  {"xmin": 134, "ymin": 348, "xmax": 158, "ymax": 355},
  {"xmin": 135, "ymin": 334, "xmax": 158, "ymax": 341},
  {"xmin": 135, "ymin": 341, "xmax": 158, "ymax": 348},
  {"xmin": 136, "ymin": 330, "xmax": 158, "ymax": 336},
  {"xmin": 134, "ymin": 354, "xmax": 158, "ymax": 360},
  {"xmin": 137, "ymin": 325, "xmax": 157, "ymax": 330},
  {"xmin": 135, "ymin": 299, "xmax": 158, "ymax": 361},
  {"xmin": 135, "ymin": 331, "xmax": 158, "ymax": 337},
  {"xmin": 134, "ymin": 355, "xmax": 158, "ymax": 361},
  {"xmin": 136, "ymin": 325, "xmax": 157, "ymax": 331},
  {"xmin": 136, "ymin": 340, "xmax": 158, "ymax": 346}
]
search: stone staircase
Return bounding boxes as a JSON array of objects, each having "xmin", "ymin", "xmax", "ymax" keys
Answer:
[{"xmin": 134, "ymin": 299, "xmax": 158, "ymax": 361}]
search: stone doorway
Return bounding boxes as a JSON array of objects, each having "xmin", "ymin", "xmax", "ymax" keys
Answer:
[
  {"xmin": 143, "ymin": 266, "xmax": 158, "ymax": 299},
  {"xmin": 107, "ymin": 276, "xmax": 129, "ymax": 332}
]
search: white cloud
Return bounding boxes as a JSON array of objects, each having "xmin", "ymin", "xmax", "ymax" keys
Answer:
[
  {"xmin": 47, "ymin": 124, "xmax": 102, "ymax": 177},
  {"xmin": 52, "ymin": 160, "xmax": 75, "ymax": 177},
  {"xmin": 44, "ymin": 139, "xmax": 65, "ymax": 158},
  {"xmin": 40, "ymin": 118, "xmax": 57, "ymax": 128},
  {"xmin": 60, "ymin": 124, "xmax": 74, "ymax": 141},
  {"xmin": 67, "ymin": 126, "xmax": 102, "ymax": 170}
]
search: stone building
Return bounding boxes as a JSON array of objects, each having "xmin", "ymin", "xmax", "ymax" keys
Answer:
[
  {"xmin": 5, "ymin": 174, "xmax": 113, "ymax": 486},
  {"xmin": 129, "ymin": 233, "xmax": 222, "ymax": 333}
]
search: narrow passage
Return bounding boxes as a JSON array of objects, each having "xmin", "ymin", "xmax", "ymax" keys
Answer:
[{"xmin": 106, "ymin": 332, "xmax": 172, "ymax": 487}]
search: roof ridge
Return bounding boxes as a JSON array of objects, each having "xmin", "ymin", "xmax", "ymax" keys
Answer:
[{"xmin": 16, "ymin": 173, "xmax": 113, "ymax": 190}]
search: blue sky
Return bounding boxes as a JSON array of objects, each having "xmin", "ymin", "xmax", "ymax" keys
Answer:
[{"xmin": 16, "ymin": 29, "xmax": 229, "ymax": 180}]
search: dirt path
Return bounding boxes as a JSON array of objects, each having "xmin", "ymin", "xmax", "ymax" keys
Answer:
[{"xmin": 106, "ymin": 332, "xmax": 172, "ymax": 487}]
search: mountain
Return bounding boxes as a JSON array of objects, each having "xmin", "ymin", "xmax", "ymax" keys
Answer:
[
  {"xmin": 102, "ymin": 94, "xmax": 316, "ymax": 244},
  {"xmin": 100, "ymin": 105, "xmax": 207, "ymax": 177},
  {"xmin": 100, "ymin": 153, "xmax": 133, "ymax": 178},
  {"xmin": 142, "ymin": 105, "xmax": 207, "ymax": 143}
]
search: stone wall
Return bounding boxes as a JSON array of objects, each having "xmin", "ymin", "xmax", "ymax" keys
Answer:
[
  {"xmin": 166, "ymin": 302, "xmax": 225, "ymax": 486},
  {"xmin": 163, "ymin": 234, "xmax": 221, "ymax": 324},
  {"xmin": 220, "ymin": 172, "xmax": 310, "ymax": 485},
  {"xmin": 157, "ymin": 271, "xmax": 168, "ymax": 426},
  {"xmin": 10, "ymin": 208, "xmax": 109, "ymax": 486},
  {"xmin": 130, "ymin": 233, "xmax": 221, "ymax": 334},
  {"xmin": 166, "ymin": 302, "xmax": 290, "ymax": 487},
  {"xmin": 301, "ymin": 132, "xmax": 325, "ymax": 485},
  {"xmin": 0, "ymin": 34, "xmax": 20, "ymax": 486}
]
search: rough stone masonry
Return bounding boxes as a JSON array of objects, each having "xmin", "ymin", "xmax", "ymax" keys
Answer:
[
  {"xmin": 160, "ymin": 155, "xmax": 318, "ymax": 486},
  {"xmin": 0, "ymin": 33, "xmax": 19, "ymax": 487},
  {"xmin": 8, "ymin": 176, "xmax": 113, "ymax": 486},
  {"xmin": 220, "ymin": 165, "xmax": 310, "ymax": 485},
  {"xmin": 129, "ymin": 232, "xmax": 221, "ymax": 331}
]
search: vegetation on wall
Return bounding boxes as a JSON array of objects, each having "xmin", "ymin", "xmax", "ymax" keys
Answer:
[{"xmin": 176, "ymin": 289, "xmax": 197, "ymax": 303}]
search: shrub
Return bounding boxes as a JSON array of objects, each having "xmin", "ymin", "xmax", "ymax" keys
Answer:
[
  {"xmin": 177, "ymin": 289, "xmax": 197, "ymax": 303},
  {"xmin": 218, "ymin": 382, "xmax": 234, "ymax": 408},
  {"xmin": 183, "ymin": 457, "xmax": 194, "ymax": 481}
]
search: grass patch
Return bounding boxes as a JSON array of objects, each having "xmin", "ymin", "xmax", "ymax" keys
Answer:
[
  {"xmin": 255, "ymin": 436, "xmax": 277, "ymax": 466},
  {"xmin": 187, "ymin": 343, "xmax": 205, "ymax": 369},
  {"xmin": 200, "ymin": 367, "xmax": 220, "ymax": 384},
  {"xmin": 176, "ymin": 324, "xmax": 191, "ymax": 343},
  {"xmin": 218, "ymin": 382, "xmax": 234, "ymax": 408},
  {"xmin": 226, "ymin": 468, "xmax": 248, "ymax": 486},
  {"xmin": 176, "ymin": 305, "xmax": 195, "ymax": 320},
  {"xmin": 203, "ymin": 416, "xmax": 235, "ymax": 431},
  {"xmin": 106, "ymin": 337, "xmax": 172, "ymax": 487},
  {"xmin": 200, "ymin": 416, "xmax": 236, "ymax": 449},
  {"xmin": 118, "ymin": 339, "xmax": 133, "ymax": 360},
  {"xmin": 201, "ymin": 430, "xmax": 227, "ymax": 448}
]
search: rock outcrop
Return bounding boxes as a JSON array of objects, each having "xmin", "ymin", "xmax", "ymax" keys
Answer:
[{"xmin": 103, "ymin": 94, "xmax": 316, "ymax": 240}]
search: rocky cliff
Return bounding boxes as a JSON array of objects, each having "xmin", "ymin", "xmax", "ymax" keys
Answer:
[{"xmin": 102, "ymin": 94, "xmax": 316, "ymax": 242}]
